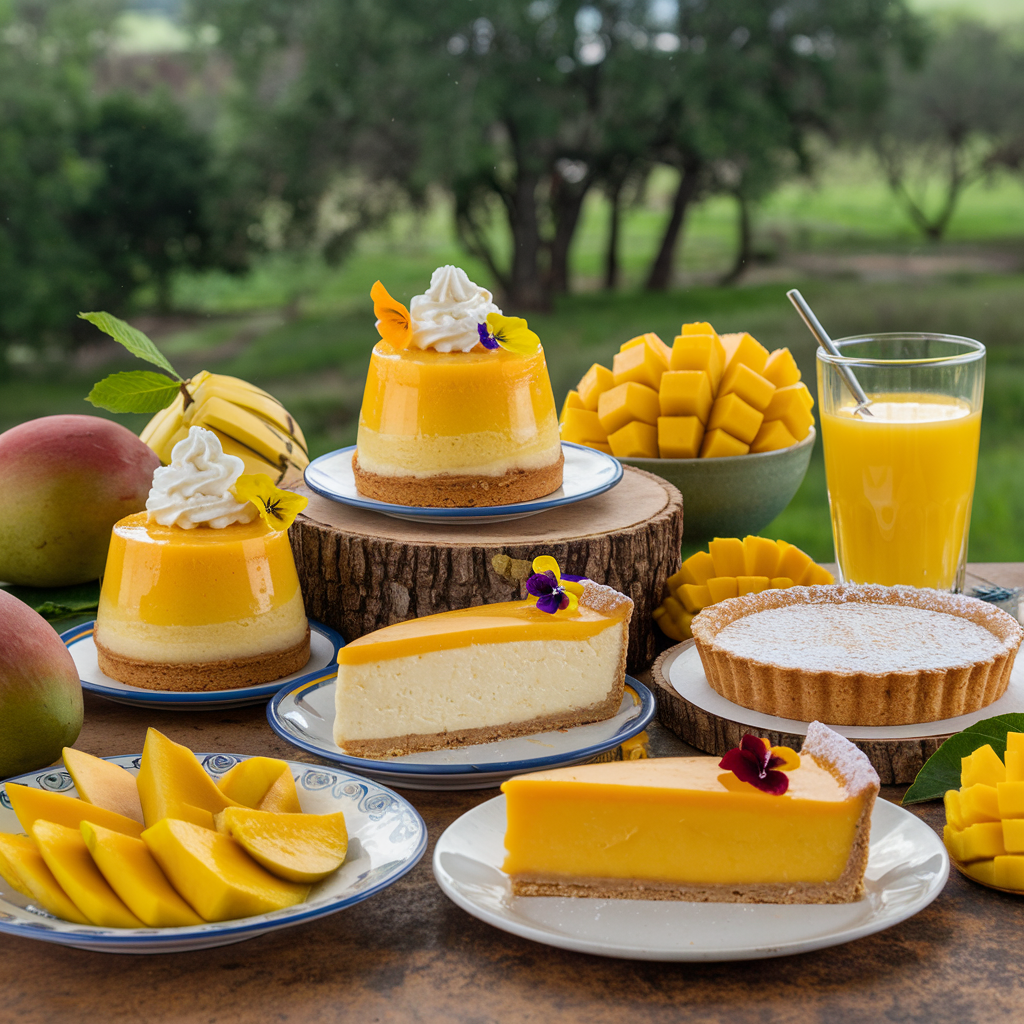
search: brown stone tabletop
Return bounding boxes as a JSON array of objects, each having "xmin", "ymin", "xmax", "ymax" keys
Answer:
[{"xmin": 3, "ymin": 565, "xmax": 1024, "ymax": 1024}]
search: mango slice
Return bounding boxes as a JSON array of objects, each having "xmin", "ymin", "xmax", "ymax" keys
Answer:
[
  {"xmin": 31, "ymin": 820, "xmax": 143, "ymax": 928},
  {"xmin": 214, "ymin": 808, "xmax": 347, "ymax": 883},
  {"xmin": 6, "ymin": 783, "xmax": 144, "ymax": 839},
  {"xmin": 0, "ymin": 833, "xmax": 37, "ymax": 898},
  {"xmin": 143, "ymin": 818, "xmax": 309, "ymax": 921},
  {"xmin": 257, "ymin": 771, "xmax": 302, "ymax": 815},
  {"xmin": 136, "ymin": 728, "xmax": 243, "ymax": 827},
  {"xmin": 0, "ymin": 832, "xmax": 89, "ymax": 924},
  {"xmin": 81, "ymin": 822, "xmax": 204, "ymax": 927},
  {"xmin": 62, "ymin": 747, "xmax": 144, "ymax": 825},
  {"xmin": 217, "ymin": 758, "xmax": 301, "ymax": 814}
]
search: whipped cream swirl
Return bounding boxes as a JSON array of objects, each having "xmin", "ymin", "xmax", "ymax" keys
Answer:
[
  {"xmin": 408, "ymin": 265, "xmax": 501, "ymax": 352},
  {"xmin": 146, "ymin": 426, "xmax": 257, "ymax": 529}
]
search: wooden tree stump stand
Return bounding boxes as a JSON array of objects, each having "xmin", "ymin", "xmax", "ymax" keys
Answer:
[{"xmin": 289, "ymin": 466, "xmax": 683, "ymax": 674}]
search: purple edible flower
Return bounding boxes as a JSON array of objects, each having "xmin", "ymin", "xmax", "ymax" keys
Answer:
[
  {"xmin": 477, "ymin": 322, "xmax": 499, "ymax": 349},
  {"xmin": 526, "ymin": 570, "xmax": 571, "ymax": 614},
  {"xmin": 718, "ymin": 734, "xmax": 790, "ymax": 795}
]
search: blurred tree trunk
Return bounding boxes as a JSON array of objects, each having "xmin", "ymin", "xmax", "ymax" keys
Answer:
[
  {"xmin": 603, "ymin": 177, "xmax": 624, "ymax": 291},
  {"xmin": 719, "ymin": 192, "xmax": 752, "ymax": 285},
  {"xmin": 505, "ymin": 169, "xmax": 548, "ymax": 310},
  {"xmin": 547, "ymin": 172, "xmax": 591, "ymax": 297},
  {"xmin": 645, "ymin": 157, "xmax": 702, "ymax": 292}
]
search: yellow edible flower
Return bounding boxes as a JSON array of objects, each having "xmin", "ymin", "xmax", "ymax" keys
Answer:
[
  {"xmin": 371, "ymin": 280, "xmax": 412, "ymax": 350},
  {"xmin": 484, "ymin": 312, "xmax": 541, "ymax": 356},
  {"xmin": 232, "ymin": 474, "xmax": 308, "ymax": 531}
]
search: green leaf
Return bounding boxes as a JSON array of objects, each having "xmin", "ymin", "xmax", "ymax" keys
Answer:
[
  {"xmin": 1, "ymin": 581, "xmax": 100, "ymax": 621},
  {"xmin": 78, "ymin": 311, "xmax": 180, "ymax": 379},
  {"xmin": 902, "ymin": 713, "xmax": 1024, "ymax": 805},
  {"xmin": 87, "ymin": 371, "xmax": 183, "ymax": 413}
]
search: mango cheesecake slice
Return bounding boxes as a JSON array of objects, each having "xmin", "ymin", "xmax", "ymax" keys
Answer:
[
  {"xmin": 501, "ymin": 721, "xmax": 879, "ymax": 904},
  {"xmin": 334, "ymin": 560, "xmax": 633, "ymax": 757}
]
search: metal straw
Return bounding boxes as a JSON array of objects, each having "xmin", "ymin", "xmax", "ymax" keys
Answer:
[{"xmin": 786, "ymin": 289, "xmax": 873, "ymax": 417}]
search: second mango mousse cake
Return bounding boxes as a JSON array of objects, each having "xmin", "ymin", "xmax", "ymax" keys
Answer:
[
  {"xmin": 502, "ymin": 722, "xmax": 879, "ymax": 904},
  {"xmin": 333, "ymin": 557, "xmax": 632, "ymax": 756},
  {"xmin": 353, "ymin": 266, "xmax": 563, "ymax": 507},
  {"xmin": 94, "ymin": 426, "xmax": 311, "ymax": 691}
]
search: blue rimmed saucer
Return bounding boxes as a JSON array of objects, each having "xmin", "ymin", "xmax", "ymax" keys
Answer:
[
  {"xmin": 61, "ymin": 620, "xmax": 344, "ymax": 710},
  {"xmin": 0, "ymin": 755, "xmax": 426, "ymax": 953},
  {"xmin": 303, "ymin": 441, "xmax": 623, "ymax": 524},
  {"xmin": 267, "ymin": 675, "xmax": 656, "ymax": 791}
]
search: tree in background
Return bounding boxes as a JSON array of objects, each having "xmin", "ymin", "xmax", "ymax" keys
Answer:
[{"xmin": 867, "ymin": 19, "xmax": 1024, "ymax": 241}]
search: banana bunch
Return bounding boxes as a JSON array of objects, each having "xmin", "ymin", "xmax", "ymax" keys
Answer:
[{"xmin": 141, "ymin": 372, "xmax": 309, "ymax": 487}]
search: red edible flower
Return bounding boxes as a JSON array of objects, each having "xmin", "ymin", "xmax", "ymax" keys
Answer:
[{"xmin": 718, "ymin": 735, "xmax": 798, "ymax": 796}]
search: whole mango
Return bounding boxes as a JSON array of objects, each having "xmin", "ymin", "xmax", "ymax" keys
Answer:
[
  {"xmin": 0, "ymin": 590, "xmax": 83, "ymax": 777},
  {"xmin": 0, "ymin": 415, "xmax": 159, "ymax": 586}
]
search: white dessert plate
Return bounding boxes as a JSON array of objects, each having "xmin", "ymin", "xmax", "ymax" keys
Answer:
[
  {"xmin": 0, "ymin": 755, "xmax": 426, "ymax": 954},
  {"xmin": 61, "ymin": 620, "xmax": 344, "ymax": 710},
  {"xmin": 665, "ymin": 639, "xmax": 1024, "ymax": 740},
  {"xmin": 433, "ymin": 795, "xmax": 949, "ymax": 962},
  {"xmin": 303, "ymin": 442, "xmax": 623, "ymax": 523},
  {"xmin": 266, "ymin": 676, "xmax": 656, "ymax": 791}
]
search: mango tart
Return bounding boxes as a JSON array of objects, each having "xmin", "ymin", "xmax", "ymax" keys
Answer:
[
  {"xmin": 501, "ymin": 721, "xmax": 879, "ymax": 904},
  {"xmin": 333, "ymin": 557, "xmax": 632, "ymax": 757},
  {"xmin": 691, "ymin": 584, "xmax": 1023, "ymax": 727}
]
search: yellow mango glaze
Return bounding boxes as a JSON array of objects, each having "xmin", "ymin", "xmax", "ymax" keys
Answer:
[
  {"xmin": 96, "ymin": 512, "xmax": 307, "ymax": 663},
  {"xmin": 337, "ymin": 599, "xmax": 629, "ymax": 666},
  {"xmin": 502, "ymin": 757, "xmax": 863, "ymax": 886},
  {"xmin": 355, "ymin": 341, "xmax": 562, "ymax": 477}
]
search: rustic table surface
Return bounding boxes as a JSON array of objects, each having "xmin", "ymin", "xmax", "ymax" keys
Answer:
[{"xmin": 3, "ymin": 564, "xmax": 1023, "ymax": 1024}]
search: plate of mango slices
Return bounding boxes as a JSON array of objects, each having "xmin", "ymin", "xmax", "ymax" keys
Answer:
[{"xmin": 0, "ymin": 729, "xmax": 426, "ymax": 952}]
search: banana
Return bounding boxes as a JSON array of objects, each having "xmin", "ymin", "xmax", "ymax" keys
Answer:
[{"xmin": 139, "ymin": 371, "xmax": 310, "ymax": 488}]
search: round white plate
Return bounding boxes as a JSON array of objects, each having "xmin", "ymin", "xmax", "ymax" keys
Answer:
[
  {"xmin": 267, "ymin": 676, "xmax": 656, "ymax": 791},
  {"xmin": 433, "ymin": 795, "xmax": 948, "ymax": 961},
  {"xmin": 666, "ymin": 640, "xmax": 1024, "ymax": 740},
  {"xmin": 0, "ymin": 755, "xmax": 426, "ymax": 954},
  {"xmin": 61, "ymin": 620, "xmax": 344, "ymax": 710},
  {"xmin": 303, "ymin": 442, "xmax": 623, "ymax": 523}
]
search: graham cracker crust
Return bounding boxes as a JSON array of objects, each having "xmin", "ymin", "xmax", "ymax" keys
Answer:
[
  {"xmin": 95, "ymin": 627, "xmax": 310, "ymax": 691},
  {"xmin": 351, "ymin": 451, "xmax": 563, "ymax": 508}
]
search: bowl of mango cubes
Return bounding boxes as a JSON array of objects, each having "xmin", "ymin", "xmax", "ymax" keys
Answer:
[{"xmin": 559, "ymin": 322, "xmax": 815, "ymax": 541}]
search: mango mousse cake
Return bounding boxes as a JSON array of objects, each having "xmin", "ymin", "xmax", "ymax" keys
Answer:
[
  {"xmin": 502, "ymin": 722, "xmax": 879, "ymax": 904},
  {"xmin": 352, "ymin": 266, "xmax": 563, "ymax": 508},
  {"xmin": 333, "ymin": 557, "xmax": 632, "ymax": 757},
  {"xmin": 95, "ymin": 426, "xmax": 311, "ymax": 691}
]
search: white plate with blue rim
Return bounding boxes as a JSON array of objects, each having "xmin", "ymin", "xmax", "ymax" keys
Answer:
[
  {"xmin": 303, "ymin": 441, "xmax": 623, "ymax": 524},
  {"xmin": 0, "ymin": 755, "xmax": 426, "ymax": 953},
  {"xmin": 266, "ymin": 675, "xmax": 656, "ymax": 791},
  {"xmin": 60, "ymin": 620, "xmax": 344, "ymax": 710},
  {"xmin": 432, "ymin": 795, "xmax": 949, "ymax": 961}
]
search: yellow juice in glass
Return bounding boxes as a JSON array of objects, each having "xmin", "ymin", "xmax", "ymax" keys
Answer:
[{"xmin": 821, "ymin": 394, "xmax": 981, "ymax": 589}]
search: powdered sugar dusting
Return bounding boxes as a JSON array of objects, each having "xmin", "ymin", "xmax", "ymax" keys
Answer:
[
  {"xmin": 580, "ymin": 580, "xmax": 633, "ymax": 618},
  {"xmin": 802, "ymin": 722, "xmax": 879, "ymax": 798}
]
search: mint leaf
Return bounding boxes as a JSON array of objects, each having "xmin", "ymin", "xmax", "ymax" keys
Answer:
[
  {"xmin": 87, "ymin": 371, "xmax": 182, "ymax": 413},
  {"xmin": 78, "ymin": 311, "xmax": 180, "ymax": 379},
  {"xmin": 902, "ymin": 712, "xmax": 1024, "ymax": 805}
]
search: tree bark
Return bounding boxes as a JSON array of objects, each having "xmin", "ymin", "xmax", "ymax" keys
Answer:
[
  {"xmin": 644, "ymin": 157, "xmax": 702, "ymax": 292},
  {"xmin": 719, "ymin": 191, "xmax": 752, "ymax": 285}
]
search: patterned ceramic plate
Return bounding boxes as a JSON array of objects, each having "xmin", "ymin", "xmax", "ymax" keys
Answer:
[{"xmin": 0, "ymin": 756, "xmax": 426, "ymax": 953}]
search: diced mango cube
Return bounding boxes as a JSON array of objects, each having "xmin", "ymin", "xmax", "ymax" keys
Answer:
[
  {"xmin": 559, "ymin": 390, "xmax": 586, "ymax": 422},
  {"xmin": 621, "ymin": 332, "xmax": 672, "ymax": 365},
  {"xmin": 612, "ymin": 339, "xmax": 668, "ymax": 391},
  {"xmin": 997, "ymin": 781, "xmax": 1024, "ymax": 818},
  {"xmin": 607, "ymin": 420, "xmax": 659, "ymax": 459},
  {"xmin": 679, "ymin": 584, "xmax": 712, "ymax": 614},
  {"xmin": 994, "ymin": 855, "xmax": 1024, "ymax": 889},
  {"xmin": 678, "ymin": 550, "xmax": 717, "ymax": 586},
  {"xmin": 743, "ymin": 536, "xmax": 781, "ymax": 578},
  {"xmin": 665, "ymin": 567, "xmax": 688, "ymax": 591},
  {"xmin": 764, "ymin": 384, "xmax": 814, "ymax": 440},
  {"xmin": 700, "ymin": 429, "xmax": 749, "ymax": 458},
  {"xmin": 737, "ymin": 576, "xmax": 770, "ymax": 596},
  {"xmin": 944, "ymin": 788, "xmax": 964, "ymax": 830},
  {"xmin": 678, "ymin": 321, "xmax": 719, "ymax": 339},
  {"xmin": 577, "ymin": 363, "xmax": 615, "ymax": 411},
  {"xmin": 770, "ymin": 577, "xmax": 795, "ymax": 588},
  {"xmin": 582, "ymin": 441, "xmax": 612, "ymax": 454},
  {"xmin": 962, "ymin": 745, "xmax": 1006, "ymax": 788},
  {"xmin": 943, "ymin": 824, "xmax": 964, "ymax": 862},
  {"xmin": 654, "ymin": 607, "xmax": 689, "ymax": 642},
  {"xmin": 560, "ymin": 407, "xmax": 608, "ymax": 444},
  {"xmin": 669, "ymin": 333, "xmax": 726, "ymax": 392},
  {"xmin": 720, "ymin": 331, "xmax": 769, "ymax": 376},
  {"xmin": 1003, "ymin": 818, "xmax": 1024, "ymax": 853},
  {"xmin": 960, "ymin": 821, "xmax": 1007, "ymax": 861},
  {"xmin": 1006, "ymin": 732, "xmax": 1024, "ymax": 753},
  {"xmin": 657, "ymin": 416, "xmax": 704, "ymax": 459},
  {"xmin": 964, "ymin": 858, "xmax": 996, "ymax": 885},
  {"xmin": 960, "ymin": 783, "xmax": 1001, "ymax": 825},
  {"xmin": 799, "ymin": 562, "xmax": 836, "ymax": 586},
  {"xmin": 707, "ymin": 393, "xmax": 764, "ymax": 445},
  {"xmin": 750, "ymin": 420, "xmax": 798, "ymax": 454},
  {"xmin": 1005, "ymin": 751, "xmax": 1024, "ymax": 783},
  {"xmin": 709, "ymin": 537, "xmax": 746, "ymax": 577},
  {"xmin": 706, "ymin": 577, "xmax": 739, "ymax": 603},
  {"xmin": 797, "ymin": 383, "xmax": 815, "ymax": 410},
  {"xmin": 662, "ymin": 595, "xmax": 687, "ymax": 624},
  {"xmin": 718, "ymin": 363, "xmax": 775, "ymax": 412},
  {"xmin": 659, "ymin": 370, "xmax": 713, "ymax": 422},
  {"xmin": 762, "ymin": 348, "xmax": 802, "ymax": 388},
  {"xmin": 776, "ymin": 541, "xmax": 814, "ymax": 584},
  {"xmin": 597, "ymin": 382, "xmax": 660, "ymax": 434}
]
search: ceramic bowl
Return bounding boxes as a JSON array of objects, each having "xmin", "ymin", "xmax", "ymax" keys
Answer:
[{"xmin": 619, "ymin": 428, "xmax": 815, "ymax": 542}]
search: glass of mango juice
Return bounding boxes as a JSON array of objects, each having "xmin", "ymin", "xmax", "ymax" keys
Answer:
[{"xmin": 817, "ymin": 334, "xmax": 985, "ymax": 592}]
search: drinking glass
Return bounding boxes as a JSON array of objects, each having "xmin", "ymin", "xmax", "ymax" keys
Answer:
[{"xmin": 816, "ymin": 333, "xmax": 985, "ymax": 592}]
